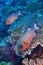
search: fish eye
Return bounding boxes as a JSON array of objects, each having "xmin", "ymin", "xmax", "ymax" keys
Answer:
[
  {"xmin": 6, "ymin": 20, "xmax": 9, "ymax": 23},
  {"xmin": 23, "ymin": 42, "xmax": 27, "ymax": 45},
  {"xmin": 23, "ymin": 42, "xmax": 25, "ymax": 44},
  {"xmin": 26, "ymin": 43, "xmax": 27, "ymax": 45}
]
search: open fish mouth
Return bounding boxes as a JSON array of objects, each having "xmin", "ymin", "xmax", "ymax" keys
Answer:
[{"xmin": 5, "ymin": 20, "xmax": 10, "ymax": 25}]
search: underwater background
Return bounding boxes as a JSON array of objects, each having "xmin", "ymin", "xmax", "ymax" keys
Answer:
[{"xmin": 0, "ymin": 0, "xmax": 43, "ymax": 65}]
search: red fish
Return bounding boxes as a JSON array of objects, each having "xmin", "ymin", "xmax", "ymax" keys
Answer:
[
  {"xmin": 5, "ymin": 11, "xmax": 22, "ymax": 25},
  {"xmin": 20, "ymin": 22, "xmax": 40, "ymax": 51}
]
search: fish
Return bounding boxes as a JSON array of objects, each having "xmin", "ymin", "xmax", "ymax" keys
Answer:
[
  {"xmin": 5, "ymin": 11, "xmax": 22, "ymax": 25},
  {"xmin": 18, "ymin": 22, "xmax": 40, "ymax": 51}
]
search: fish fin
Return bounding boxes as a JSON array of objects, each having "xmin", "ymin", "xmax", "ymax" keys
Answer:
[
  {"xmin": 27, "ymin": 26, "xmax": 32, "ymax": 31},
  {"xmin": 33, "ymin": 32, "xmax": 36, "ymax": 37}
]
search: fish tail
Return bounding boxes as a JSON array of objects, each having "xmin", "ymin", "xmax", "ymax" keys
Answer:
[
  {"xmin": 34, "ymin": 22, "xmax": 41, "ymax": 30},
  {"xmin": 18, "ymin": 11, "xmax": 22, "ymax": 16}
]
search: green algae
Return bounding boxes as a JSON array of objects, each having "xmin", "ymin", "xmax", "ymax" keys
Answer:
[{"xmin": 0, "ymin": 61, "xmax": 7, "ymax": 65}]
